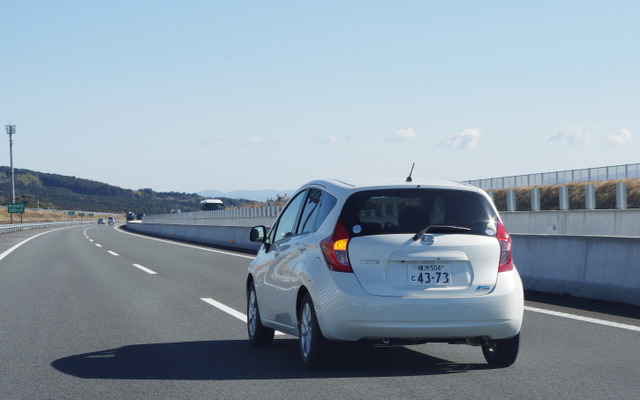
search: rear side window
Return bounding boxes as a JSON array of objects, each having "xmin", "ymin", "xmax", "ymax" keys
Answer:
[
  {"xmin": 297, "ymin": 189, "xmax": 337, "ymax": 235},
  {"xmin": 340, "ymin": 188, "xmax": 497, "ymax": 237}
]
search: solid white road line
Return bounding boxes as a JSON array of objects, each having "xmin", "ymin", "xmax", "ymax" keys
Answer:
[
  {"xmin": 0, "ymin": 227, "xmax": 68, "ymax": 262},
  {"xmin": 200, "ymin": 297, "xmax": 285, "ymax": 336},
  {"xmin": 132, "ymin": 264, "xmax": 157, "ymax": 275},
  {"xmin": 524, "ymin": 306, "xmax": 640, "ymax": 332}
]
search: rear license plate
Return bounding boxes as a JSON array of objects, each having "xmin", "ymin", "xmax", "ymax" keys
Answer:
[{"xmin": 408, "ymin": 264, "xmax": 451, "ymax": 286}]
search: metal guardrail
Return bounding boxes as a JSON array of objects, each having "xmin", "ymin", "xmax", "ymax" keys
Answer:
[
  {"xmin": 465, "ymin": 162, "xmax": 640, "ymax": 190},
  {"xmin": 0, "ymin": 221, "xmax": 93, "ymax": 234}
]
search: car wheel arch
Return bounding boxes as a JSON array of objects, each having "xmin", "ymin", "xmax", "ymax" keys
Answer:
[
  {"xmin": 296, "ymin": 286, "xmax": 310, "ymax": 322},
  {"xmin": 246, "ymin": 274, "xmax": 255, "ymax": 292},
  {"xmin": 295, "ymin": 286, "xmax": 329, "ymax": 338}
]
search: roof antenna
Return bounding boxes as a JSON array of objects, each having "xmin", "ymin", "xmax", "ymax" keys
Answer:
[{"xmin": 406, "ymin": 163, "xmax": 415, "ymax": 182}]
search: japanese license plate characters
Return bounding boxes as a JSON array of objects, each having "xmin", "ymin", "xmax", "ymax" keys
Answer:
[{"xmin": 408, "ymin": 264, "xmax": 451, "ymax": 286}]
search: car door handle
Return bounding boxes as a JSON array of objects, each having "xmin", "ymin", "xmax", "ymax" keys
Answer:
[{"xmin": 298, "ymin": 242, "xmax": 307, "ymax": 252}]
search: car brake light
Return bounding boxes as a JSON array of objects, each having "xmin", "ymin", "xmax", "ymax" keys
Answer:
[
  {"xmin": 320, "ymin": 219, "xmax": 353, "ymax": 273},
  {"xmin": 497, "ymin": 219, "xmax": 514, "ymax": 272}
]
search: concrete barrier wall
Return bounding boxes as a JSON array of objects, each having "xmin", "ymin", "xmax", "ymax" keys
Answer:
[
  {"xmin": 126, "ymin": 221, "xmax": 262, "ymax": 252},
  {"xmin": 127, "ymin": 213, "xmax": 640, "ymax": 307},
  {"xmin": 512, "ymin": 234, "xmax": 640, "ymax": 306},
  {"xmin": 501, "ymin": 209, "xmax": 640, "ymax": 236}
]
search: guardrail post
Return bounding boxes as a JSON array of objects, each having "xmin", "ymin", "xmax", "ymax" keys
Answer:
[
  {"xmin": 559, "ymin": 186, "xmax": 569, "ymax": 210},
  {"xmin": 507, "ymin": 190, "xmax": 516, "ymax": 211},
  {"xmin": 531, "ymin": 188, "xmax": 540, "ymax": 211},
  {"xmin": 585, "ymin": 185, "xmax": 596, "ymax": 210},
  {"xmin": 616, "ymin": 182, "xmax": 627, "ymax": 209}
]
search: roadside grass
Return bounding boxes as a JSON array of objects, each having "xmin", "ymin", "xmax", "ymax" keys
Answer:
[{"xmin": 0, "ymin": 208, "xmax": 119, "ymax": 224}]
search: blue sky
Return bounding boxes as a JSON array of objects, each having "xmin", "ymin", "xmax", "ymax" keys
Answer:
[{"xmin": 1, "ymin": 1, "xmax": 638, "ymax": 193}]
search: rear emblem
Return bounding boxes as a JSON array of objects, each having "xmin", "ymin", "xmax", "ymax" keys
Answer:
[{"xmin": 421, "ymin": 235, "xmax": 435, "ymax": 245}]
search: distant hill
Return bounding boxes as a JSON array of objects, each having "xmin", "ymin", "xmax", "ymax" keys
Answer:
[
  {"xmin": 0, "ymin": 167, "xmax": 255, "ymax": 215},
  {"xmin": 199, "ymin": 189, "xmax": 294, "ymax": 202}
]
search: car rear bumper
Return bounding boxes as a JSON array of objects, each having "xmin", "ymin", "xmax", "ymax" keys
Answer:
[{"xmin": 311, "ymin": 268, "xmax": 524, "ymax": 342}]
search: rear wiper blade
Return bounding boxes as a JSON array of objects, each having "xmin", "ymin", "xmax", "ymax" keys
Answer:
[{"xmin": 412, "ymin": 225, "xmax": 471, "ymax": 241}]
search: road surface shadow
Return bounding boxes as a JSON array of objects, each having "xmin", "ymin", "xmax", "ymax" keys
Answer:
[{"xmin": 52, "ymin": 339, "xmax": 489, "ymax": 380}]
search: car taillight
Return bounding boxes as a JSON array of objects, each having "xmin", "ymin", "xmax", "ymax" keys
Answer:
[
  {"xmin": 497, "ymin": 219, "xmax": 514, "ymax": 272},
  {"xmin": 320, "ymin": 219, "xmax": 353, "ymax": 273}
]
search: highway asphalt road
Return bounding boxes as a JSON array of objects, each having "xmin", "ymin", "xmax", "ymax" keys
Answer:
[{"xmin": 0, "ymin": 225, "xmax": 638, "ymax": 399}]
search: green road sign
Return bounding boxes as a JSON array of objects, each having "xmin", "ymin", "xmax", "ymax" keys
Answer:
[
  {"xmin": 8, "ymin": 203, "xmax": 25, "ymax": 214},
  {"xmin": 68, "ymin": 211, "xmax": 75, "ymax": 216},
  {"xmin": 79, "ymin": 213, "xmax": 85, "ymax": 217}
]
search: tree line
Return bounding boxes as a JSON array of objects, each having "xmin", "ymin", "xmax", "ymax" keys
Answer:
[{"xmin": 0, "ymin": 167, "xmax": 251, "ymax": 215}]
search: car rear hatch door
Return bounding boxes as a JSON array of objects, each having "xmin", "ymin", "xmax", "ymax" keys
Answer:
[{"xmin": 348, "ymin": 233, "xmax": 500, "ymax": 298}]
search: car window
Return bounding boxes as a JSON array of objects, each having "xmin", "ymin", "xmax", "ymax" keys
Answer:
[
  {"xmin": 271, "ymin": 191, "xmax": 306, "ymax": 243},
  {"xmin": 297, "ymin": 189, "xmax": 322, "ymax": 235},
  {"xmin": 340, "ymin": 189, "xmax": 497, "ymax": 236},
  {"xmin": 314, "ymin": 191, "xmax": 337, "ymax": 231},
  {"xmin": 296, "ymin": 189, "xmax": 337, "ymax": 235}
]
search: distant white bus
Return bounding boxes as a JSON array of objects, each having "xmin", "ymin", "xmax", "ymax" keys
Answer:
[{"xmin": 201, "ymin": 198, "xmax": 224, "ymax": 211}]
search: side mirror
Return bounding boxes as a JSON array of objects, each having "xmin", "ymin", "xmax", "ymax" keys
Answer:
[{"xmin": 250, "ymin": 226, "xmax": 268, "ymax": 243}]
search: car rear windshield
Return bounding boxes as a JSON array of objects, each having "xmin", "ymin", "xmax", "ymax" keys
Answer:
[{"xmin": 340, "ymin": 188, "xmax": 498, "ymax": 237}]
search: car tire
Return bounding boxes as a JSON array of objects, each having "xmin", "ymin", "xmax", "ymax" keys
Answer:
[
  {"xmin": 247, "ymin": 281, "xmax": 274, "ymax": 346},
  {"xmin": 482, "ymin": 332, "xmax": 520, "ymax": 367},
  {"xmin": 298, "ymin": 293, "xmax": 329, "ymax": 369}
]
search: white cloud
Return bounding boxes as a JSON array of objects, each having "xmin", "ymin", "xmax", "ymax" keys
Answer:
[
  {"xmin": 245, "ymin": 136, "xmax": 269, "ymax": 145},
  {"xmin": 346, "ymin": 130, "xmax": 356, "ymax": 140},
  {"xmin": 546, "ymin": 126, "xmax": 592, "ymax": 145},
  {"xmin": 318, "ymin": 135, "xmax": 339, "ymax": 144},
  {"xmin": 318, "ymin": 130, "xmax": 356, "ymax": 144},
  {"xmin": 439, "ymin": 128, "xmax": 482, "ymax": 150},
  {"xmin": 388, "ymin": 127, "xmax": 416, "ymax": 142},
  {"xmin": 197, "ymin": 135, "xmax": 225, "ymax": 147},
  {"xmin": 608, "ymin": 129, "xmax": 632, "ymax": 144}
]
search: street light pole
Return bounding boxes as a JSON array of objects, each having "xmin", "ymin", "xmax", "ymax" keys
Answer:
[{"xmin": 5, "ymin": 124, "xmax": 16, "ymax": 203}]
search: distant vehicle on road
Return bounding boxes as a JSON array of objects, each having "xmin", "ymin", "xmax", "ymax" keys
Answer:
[
  {"xmin": 136, "ymin": 213, "xmax": 145, "ymax": 220},
  {"xmin": 107, "ymin": 217, "xmax": 115, "ymax": 225},
  {"xmin": 126, "ymin": 212, "xmax": 135, "ymax": 221},
  {"xmin": 98, "ymin": 218, "xmax": 105, "ymax": 224},
  {"xmin": 201, "ymin": 198, "xmax": 224, "ymax": 211}
]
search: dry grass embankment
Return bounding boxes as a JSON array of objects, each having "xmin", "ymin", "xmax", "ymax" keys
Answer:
[
  {"xmin": 490, "ymin": 178, "xmax": 640, "ymax": 211},
  {"xmin": 0, "ymin": 208, "xmax": 120, "ymax": 224}
]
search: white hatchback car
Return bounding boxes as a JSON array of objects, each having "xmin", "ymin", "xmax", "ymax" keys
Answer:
[{"xmin": 247, "ymin": 179, "xmax": 523, "ymax": 368}]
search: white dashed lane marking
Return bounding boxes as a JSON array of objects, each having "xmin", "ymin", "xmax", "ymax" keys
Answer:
[
  {"xmin": 132, "ymin": 264, "xmax": 157, "ymax": 275},
  {"xmin": 200, "ymin": 297, "xmax": 285, "ymax": 336}
]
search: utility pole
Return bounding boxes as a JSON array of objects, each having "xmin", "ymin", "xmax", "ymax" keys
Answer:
[{"xmin": 5, "ymin": 124, "xmax": 16, "ymax": 203}]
